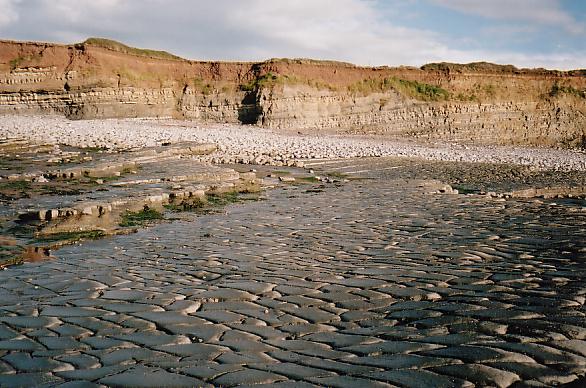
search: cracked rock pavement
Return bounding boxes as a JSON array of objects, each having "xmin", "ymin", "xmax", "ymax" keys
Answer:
[{"xmin": 0, "ymin": 160, "xmax": 585, "ymax": 387}]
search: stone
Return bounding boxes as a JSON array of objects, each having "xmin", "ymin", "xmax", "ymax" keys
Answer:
[
  {"xmin": 194, "ymin": 310, "xmax": 245, "ymax": 324},
  {"xmin": 98, "ymin": 347, "xmax": 178, "ymax": 366},
  {"xmin": 342, "ymin": 341, "xmax": 443, "ymax": 356},
  {"xmin": 0, "ymin": 372, "xmax": 63, "ymax": 387},
  {"xmin": 432, "ymin": 363, "xmax": 520, "ymax": 388},
  {"xmin": 41, "ymin": 306, "xmax": 110, "ymax": 318},
  {"xmin": 132, "ymin": 311, "xmax": 208, "ymax": 326},
  {"xmin": 221, "ymin": 281, "xmax": 276, "ymax": 294},
  {"xmin": 309, "ymin": 375, "xmax": 393, "ymax": 388},
  {"xmin": 280, "ymin": 306, "xmax": 341, "ymax": 324},
  {"xmin": 422, "ymin": 345, "xmax": 536, "ymax": 363},
  {"xmin": 253, "ymin": 362, "xmax": 336, "ymax": 380},
  {"xmin": 56, "ymin": 353, "xmax": 101, "ymax": 370},
  {"xmin": 99, "ymin": 366, "xmax": 210, "ymax": 388},
  {"xmin": 213, "ymin": 368, "xmax": 287, "ymax": 386},
  {"xmin": 217, "ymin": 339, "xmax": 278, "ymax": 353},
  {"xmin": 101, "ymin": 290, "xmax": 156, "ymax": 301},
  {"xmin": 154, "ymin": 343, "xmax": 227, "ymax": 359},
  {"xmin": 53, "ymin": 381, "xmax": 104, "ymax": 388},
  {"xmin": 115, "ymin": 332, "xmax": 190, "ymax": 347},
  {"xmin": 81, "ymin": 336, "xmax": 137, "ymax": 350},
  {"xmin": 0, "ymin": 316, "xmax": 60, "ymax": 329},
  {"xmin": 371, "ymin": 369, "xmax": 474, "ymax": 387},
  {"xmin": 485, "ymin": 361, "xmax": 578, "ymax": 386},
  {"xmin": 162, "ymin": 323, "xmax": 228, "ymax": 342},
  {"xmin": 2, "ymin": 352, "xmax": 74, "ymax": 373},
  {"xmin": 181, "ymin": 363, "xmax": 244, "ymax": 380},
  {"xmin": 38, "ymin": 336, "xmax": 88, "ymax": 351},
  {"xmin": 0, "ymin": 338, "xmax": 44, "ymax": 351}
]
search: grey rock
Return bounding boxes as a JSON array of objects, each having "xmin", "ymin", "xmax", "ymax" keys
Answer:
[
  {"xmin": 213, "ymin": 368, "xmax": 287, "ymax": 386},
  {"xmin": 99, "ymin": 366, "xmax": 210, "ymax": 388}
]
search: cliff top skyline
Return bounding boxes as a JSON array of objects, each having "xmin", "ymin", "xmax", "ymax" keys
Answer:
[{"xmin": 0, "ymin": 0, "xmax": 584, "ymax": 70}]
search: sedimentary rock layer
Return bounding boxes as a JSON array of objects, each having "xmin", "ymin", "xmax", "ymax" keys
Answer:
[{"xmin": 1, "ymin": 38, "xmax": 585, "ymax": 147}]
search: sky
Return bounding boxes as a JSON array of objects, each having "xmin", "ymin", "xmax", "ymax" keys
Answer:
[{"xmin": 0, "ymin": 0, "xmax": 584, "ymax": 70}]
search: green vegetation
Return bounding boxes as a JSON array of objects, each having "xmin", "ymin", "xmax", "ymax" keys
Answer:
[
  {"xmin": 116, "ymin": 67, "xmax": 164, "ymax": 86},
  {"xmin": 164, "ymin": 198, "xmax": 206, "ymax": 212},
  {"xmin": 0, "ymin": 256, "xmax": 23, "ymax": 268},
  {"xmin": 207, "ymin": 191, "xmax": 241, "ymax": 206},
  {"xmin": 9, "ymin": 57, "xmax": 23, "ymax": 70},
  {"xmin": 0, "ymin": 180, "xmax": 32, "ymax": 200},
  {"xmin": 327, "ymin": 171, "xmax": 348, "ymax": 179},
  {"xmin": 191, "ymin": 78, "xmax": 214, "ymax": 95},
  {"xmin": 119, "ymin": 206, "xmax": 164, "ymax": 227},
  {"xmin": 36, "ymin": 230, "xmax": 106, "ymax": 243},
  {"xmin": 165, "ymin": 191, "xmax": 259, "ymax": 214},
  {"xmin": 81, "ymin": 146, "xmax": 108, "ymax": 152},
  {"xmin": 240, "ymin": 72, "xmax": 337, "ymax": 92},
  {"xmin": 0, "ymin": 180, "xmax": 32, "ymax": 191},
  {"xmin": 81, "ymin": 38, "xmax": 184, "ymax": 61},
  {"xmin": 8, "ymin": 52, "xmax": 42, "ymax": 70},
  {"xmin": 240, "ymin": 72, "xmax": 280, "ymax": 92},
  {"xmin": 455, "ymin": 93, "xmax": 478, "ymax": 102},
  {"xmin": 207, "ymin": 191, "xmax": 259, "ymax": 206},
  {"xmin": 451, "ymin": 185, "xmax": 479, "ymax": 195},
  {"xmin": 297, "ymin": 176, "xmax": 320, "ymax": 183},
  {"xmin": 453, "ymin": 83, "xmax": 497, "ymax": 102},
  {"xmin": 484, "ymin": 84, "xmax": 496, "ymax": 97},
  {"xmin": 308, "ymin": 79, "xmax": 338, "ymax": 91},
  {"xmin": 348, "ymin": 77, "xmax": 449, "ymax": 101},
  {"xmin": 549, "ymin": 83, "xmax": 585, "ymax": 99},
  {"xmin": 267, "ymin": 58, "xmax": 355, "ymax": 67},
  {"xmin": 7, "ymin": 224, "xmax": 35, "ymax": 239},
  {"xmin": 39, "ymin": 186, "xmax": 83, "ymax": 196},
  {"xmin": 421, "ymin": 62, "xmax": 518, "ymax": 74}
]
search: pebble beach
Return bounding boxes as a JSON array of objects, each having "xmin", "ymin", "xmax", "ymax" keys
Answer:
[{"xmin": 2, "ymin": 115, "xmax": 586, "ymax": 171}]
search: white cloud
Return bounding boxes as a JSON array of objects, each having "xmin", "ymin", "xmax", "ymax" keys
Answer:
[
  {"xmin": 431, "ymin": 0, "xmax": 584, "ymax": 34},
  {"xmin": 0, "ymin": 0, "xmax": 583, "ymax": 70},
  {"xmin": 0, "ymin": 0, "xmax": 20, "ymax": 27},
  {"xmin": 39, "ymin": 0, "xmax": 125, "ymax": 24},
  {"xmin": 220, "ymin": 0, "xmax": 447, "ymax": 65}
]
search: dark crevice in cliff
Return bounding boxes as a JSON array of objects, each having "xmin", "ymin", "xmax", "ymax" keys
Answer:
[
  {"xmin": 238, "ymin": 90, "xmax": 261, "ymax": 124},
  {"xmin": 236, "ymin": 63, "xmax": 265, "ymax": 125},
  {"xmin": 176, "ymin": 84, "xmax": 188, "ymax": 116}
]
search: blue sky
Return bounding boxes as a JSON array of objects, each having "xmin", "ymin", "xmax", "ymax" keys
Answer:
[{"xmin": 0, "ymin": 0, "xmax": 584, "ymax": 69}]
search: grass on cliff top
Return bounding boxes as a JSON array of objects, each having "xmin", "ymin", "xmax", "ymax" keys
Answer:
[
  {"xmin": 348, "ymin": 77, "xmax": 450, "ymax": 101},
  {"xmin": 421, "ymin": 62, "xmax": 519, "ymax": 74},
  {"xmin": 81, "ymin": 38, "xmax": 184, "ymax": 61},
  {"xmin": 266, "ymin": 58, "xmax": 357, "ymax": 67}
]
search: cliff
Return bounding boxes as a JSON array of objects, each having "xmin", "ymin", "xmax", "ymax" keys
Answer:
[{"xmin": 1, "ymin": 38, "xmax": 585, "ymax": 147}]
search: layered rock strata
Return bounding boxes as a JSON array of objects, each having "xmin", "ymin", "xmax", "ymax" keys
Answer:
[{"xmin": 1, "ymin": 38, "xmax": 585, "ymax": 147}]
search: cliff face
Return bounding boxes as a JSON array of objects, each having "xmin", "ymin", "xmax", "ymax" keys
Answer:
[{"xmin": 1, "ymin": 38, "xmax": 585, "ymax": 148}]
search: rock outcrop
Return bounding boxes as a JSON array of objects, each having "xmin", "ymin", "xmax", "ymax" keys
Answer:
[{"xmin": 1, "ymin": 38, "xmax": 585, "ymax": 147}]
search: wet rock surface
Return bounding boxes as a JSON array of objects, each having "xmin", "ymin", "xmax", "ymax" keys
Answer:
[
  {"xmin": 0, "ymin": 158, "xmax": 585, "ymax": 387},
  {"xmin": 0, "ymin": 138, "xmax": 261, "ymax": 267}
]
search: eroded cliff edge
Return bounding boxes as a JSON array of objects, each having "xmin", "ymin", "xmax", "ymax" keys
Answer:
[{"xmin": 1, "ymin": 38, "xmax": 585, "ymax": 147}]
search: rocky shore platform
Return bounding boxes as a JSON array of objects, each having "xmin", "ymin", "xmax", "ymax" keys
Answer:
[{"xmin": 0, "ymin": 115, "xmax": 585, "ymax": 387}]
